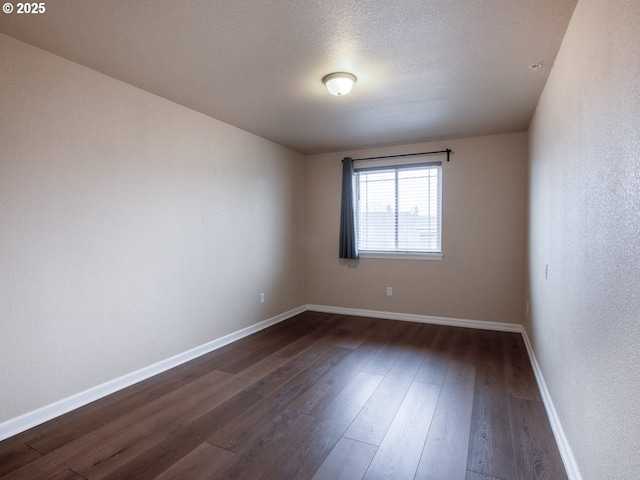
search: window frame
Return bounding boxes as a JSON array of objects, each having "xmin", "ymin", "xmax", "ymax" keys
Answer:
[{"xmin": 353, "ymin": 160, "xmax": 443, "ymax": 260}]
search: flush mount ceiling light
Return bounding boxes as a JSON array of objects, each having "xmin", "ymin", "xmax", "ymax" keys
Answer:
[
  {"xmin": 529, "ymin": 63, "xmax": 543, "ymax": 71},
  {"xmin": 323, "ymin": 72, "xmax": 357, "ymax": 96}
]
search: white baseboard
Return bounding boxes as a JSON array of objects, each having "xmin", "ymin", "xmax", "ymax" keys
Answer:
[
  {"xmin": 1, "ymin": 302, "xmax": 581, "ymax": 480},
  {"xmin": 520, "ymin": 329, "xmax": 583, "ymax": 480},
  {"xmin": 0, "ymin": 305, "xmax": 306, "ymax": 442},
  {"xmin": 307, "ymin": 304, "xmax": 582, "ymax": 480},
  {"xmin": 306, "ymin": 304, "xmax": 523, "ymax": 332}
]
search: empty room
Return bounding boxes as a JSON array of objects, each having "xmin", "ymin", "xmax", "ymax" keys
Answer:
[{"xmin": 0, "ymin": 1, "xmax": 638, "ymax": 479}]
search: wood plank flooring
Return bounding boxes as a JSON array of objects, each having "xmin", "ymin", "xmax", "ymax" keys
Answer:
[{"xmin": 0, "ymin": 311, "xmax": 567, "ymax": 480}]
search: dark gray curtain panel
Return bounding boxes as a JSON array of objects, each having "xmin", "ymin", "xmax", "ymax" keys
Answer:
[{"xmin": 339, "ymin": 157, "xmax": 359, "ymax": 259}]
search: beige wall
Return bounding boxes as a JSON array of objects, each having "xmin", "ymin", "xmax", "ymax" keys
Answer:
[
  {"xmin": 304, "ymin": 133, "xmax": 527, "ymax": 324},
  {"xmin": 0, "ymin": 34, "xmax": 305, "ymax": 424},
  {"xmin": 527, "ymin": 1, "xmax": 640, "ymax": 479}
]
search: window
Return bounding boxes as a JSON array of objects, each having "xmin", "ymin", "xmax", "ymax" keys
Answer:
[{"xmin": 354, "ymin": 162, "xmax": 442, "ymax": 257}]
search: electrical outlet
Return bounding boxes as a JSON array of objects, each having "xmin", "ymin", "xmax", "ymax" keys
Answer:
[
  {"xmin": 386, "ymin": 287, "xmax": 393, "ymax": 296},
  {"xmin": 260, "ymin": 293, "xmax": 265, "ymax": 304}
]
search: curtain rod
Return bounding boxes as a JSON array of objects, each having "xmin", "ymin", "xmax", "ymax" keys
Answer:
[{"xmin": 347, "ymin": 148, "xmax": 452, "ymax": 162}]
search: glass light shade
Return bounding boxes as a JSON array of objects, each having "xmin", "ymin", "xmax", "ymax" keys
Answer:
[{"xmin": 323, "ymin": 73, "xmax": 357, "ymax": 96}]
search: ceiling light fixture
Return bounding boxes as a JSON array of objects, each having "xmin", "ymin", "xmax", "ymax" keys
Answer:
[
  {"xmin": 528, "ymin": 63, "xmax": 543, "ymax": 71},
  {"xmin": 323, "ymin": 72, "xmax": 357, "ymax": 96}
]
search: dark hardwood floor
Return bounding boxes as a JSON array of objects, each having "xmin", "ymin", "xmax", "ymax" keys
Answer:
[{"xmin": 0, "ymin": 311, "xmax": 567, "ymax": 480}]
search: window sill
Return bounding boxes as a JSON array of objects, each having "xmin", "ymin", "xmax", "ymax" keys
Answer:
[{"xmin": 358, "ymin": 252, "xmax": 443, "ymax": 261}]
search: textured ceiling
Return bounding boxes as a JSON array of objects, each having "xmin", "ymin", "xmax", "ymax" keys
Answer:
[{"xmin": 0, "ymin": 0, "xmax": 577, "ymax": 154}]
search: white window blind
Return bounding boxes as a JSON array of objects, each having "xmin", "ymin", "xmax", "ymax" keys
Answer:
[{"xmin": 354, "ymin": 163, "xmax": 441, "ymax": 254}]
